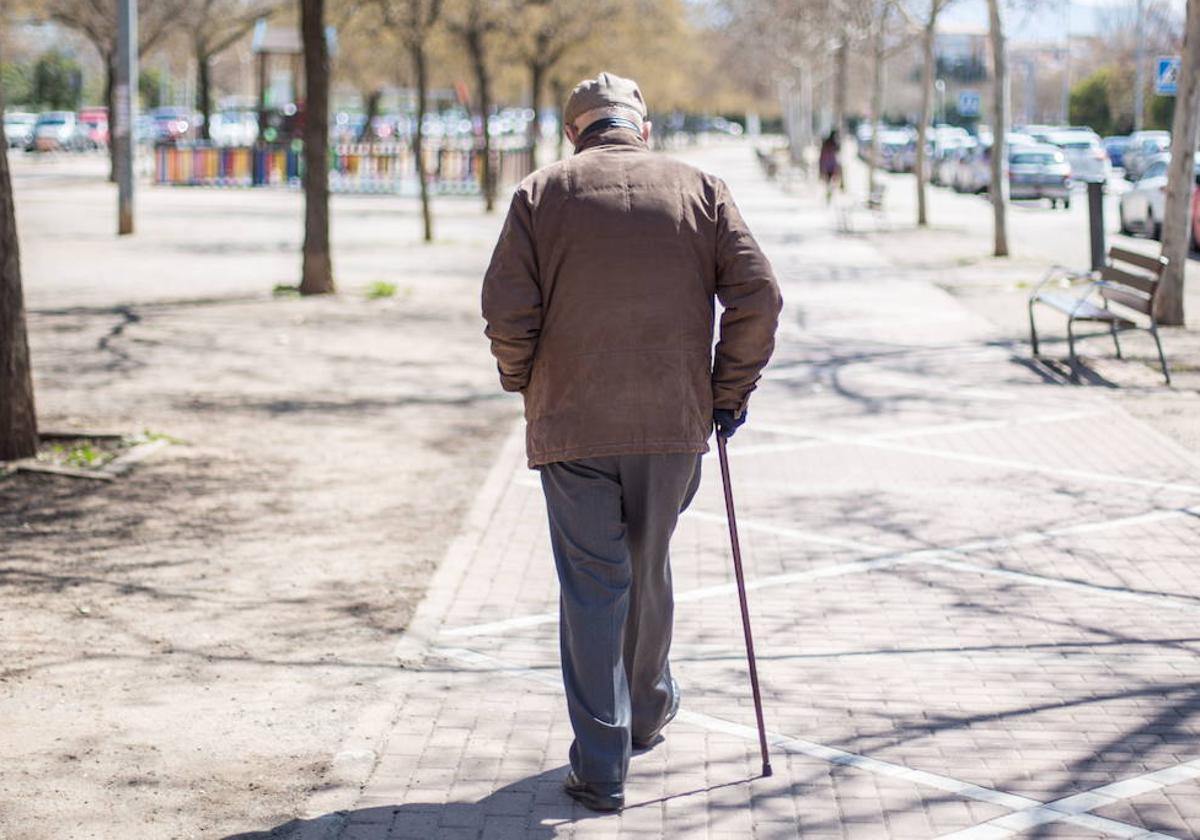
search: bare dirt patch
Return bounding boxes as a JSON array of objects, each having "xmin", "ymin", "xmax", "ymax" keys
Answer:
[{"xmin": 2, "ymin": 283, "xmax": 517, "ymax": 839}]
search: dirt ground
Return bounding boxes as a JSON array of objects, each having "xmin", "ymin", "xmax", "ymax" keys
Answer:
[{"xmin": 1, "ymin": 155, "xmax": 519, "ymax": 839}]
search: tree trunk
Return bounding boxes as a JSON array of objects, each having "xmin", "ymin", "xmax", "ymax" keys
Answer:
[
  {"xmin": 987, "ymin": 0, "xmax": 1009, "ymax": 257},
  {"xmin": 197, "ymin": 49, "xmax": 213, "ymax": 142},
  {"xmin": 916, "ymin": 13, "xmax": 936, "ymax": 227},
  {"xmin": 833, "ymin": 30, "xmax": 849, "ymax": 140},
  {"xmin": 867, "ymin": 8, "xmax": 886, "ymax": 197},
  {"xmin": 299, "ymin": 0, "xmax": 334, "ymax": 294},
  {"xmin": 358, "ymin": 89, "xmax": 382, "ymax": 142},
  {"xmin": 0, "ymin": 110, "xmax": 38, "ymax": 461},
  {"xmin": 413, "ymin": 39, "xmax": 433, "ymax": 243},
  {"xmin": 105, "ymin": 55, "xmax": 118, "ymax": 183},
  {"xmin": 528, "ymin": 59, "xmax": 544, "ymax": 171},
  {"xmin": 467, "ymin": 29, "xmax": 495, "ymax": 212},
  {"xmin": 552, "ymin": 77, "xmax": 567, "ymax": 161},
  {"xmin": 1154, "ymin": 0, "xmax": 1200, "ymax": 326}
]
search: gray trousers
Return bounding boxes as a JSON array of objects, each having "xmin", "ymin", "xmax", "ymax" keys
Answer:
[{"xmin": 539, "ymin": 452, "xmax": 703, "ymax": 784}]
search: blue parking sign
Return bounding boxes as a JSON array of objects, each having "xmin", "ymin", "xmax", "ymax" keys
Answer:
[
  {"xmin": 958, "ymin": 91, "xmax": 981, "ymax": 117},
  {"xmin": 1155, "ymin": 57, "xmax": 1179, "ymax": 96}
]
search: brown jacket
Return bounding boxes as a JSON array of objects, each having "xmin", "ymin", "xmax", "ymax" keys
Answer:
[{"xmin": 482, "ymin": 127, "xmax": 782, "ymax": 467}]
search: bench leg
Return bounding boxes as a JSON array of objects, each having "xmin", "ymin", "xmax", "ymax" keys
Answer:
[
  {"xmin": 1028, "ymin": 300, "xmax": 1040, "ymax": 356},
  {"xmin": 1150, "ymin": 323, "xmax": 1171, "ymax": 386},
  {"xmin": 1067, "ymin": 317, "xmax": 1080, "ymax": 382},
  {"xmin": 1109, "ymin": 322, "xmax": 1122, "ymax": 359}
]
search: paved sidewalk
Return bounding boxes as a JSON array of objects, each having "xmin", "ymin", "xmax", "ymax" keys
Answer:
[{"xmin": 292, "ymin": 145, "xmax": 1200, "ymax": 840}]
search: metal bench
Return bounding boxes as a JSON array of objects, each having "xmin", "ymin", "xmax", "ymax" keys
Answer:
[
  {"xmin": 1028, "ymin": 246, "xmax": 1170, "ymax": 384},
  {"xmin": 836, "ymin": 184, "xmax": 887, "ymax": 234}
]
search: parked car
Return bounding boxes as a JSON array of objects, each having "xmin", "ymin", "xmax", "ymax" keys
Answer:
[
  {"xmin": 950, "ymin": 133, "xmax": 1035, "ymax": 194},
  {"xmin": 3, "ymin": 111, "xmax": 36, "ymax": 149},
  {"xmin": 1193, "ymin": 172, "xmax": 1200, "ymax": 250},
  {"xmin": 78, "ymin": 107, "xmax": 109, "ymax": 148},
  {"xmin": 1103, "ymin": 135, "xmax": 1130, "ymax": 169},
  {"xmin": 1123, "ymin": 130, "xmax": 1170, "ymax": 181},
  {"xmin": 1118, "ymin": 153, "xmax": 1200, "ymax": 240},
  {"xmin": 1049, "ymin": 131, "xmax": 1110, "ymax": 183},
  {"xmin": 29, "ymin": 111, "xmax": 85, "ymax": 151},
  {"xmin": 1009, "ymin": 144, "xmax": 1072, "ymax": 208},
  {"xmin": 208, "ymin": 110, "xmax": 258, "ymax": 146},
  {"xmin": 149, "ymin": 106, "xmax": 195, "ymax": 143},
  {"xmin": 877, "ymin": 129, "xmax": 914, "ymax": 172}
]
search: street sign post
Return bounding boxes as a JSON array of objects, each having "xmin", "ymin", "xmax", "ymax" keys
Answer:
[{"xmin": 1155, "ymin": 56, "xmax": 1179, "ymax": 96}]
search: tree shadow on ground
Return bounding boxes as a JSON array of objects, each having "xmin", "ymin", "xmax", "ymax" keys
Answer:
[{"xmin": 220, "ymin": 767, "xmax": 756, "ymax": 840}]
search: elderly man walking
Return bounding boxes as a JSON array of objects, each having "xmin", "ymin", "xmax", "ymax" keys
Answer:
[{"xmin": 482, "ymin": 72, "xmax": 782, "ymax": 812}]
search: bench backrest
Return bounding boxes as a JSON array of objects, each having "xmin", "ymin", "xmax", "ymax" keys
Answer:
[{"xmin": 1098, "ymin": 247, "xmax": 1168, "ymax": 317}]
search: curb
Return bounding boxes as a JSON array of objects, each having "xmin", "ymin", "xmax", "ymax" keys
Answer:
[{"xmin": 294, "ymin": 418, "xmax": 526, "ymax": 830}]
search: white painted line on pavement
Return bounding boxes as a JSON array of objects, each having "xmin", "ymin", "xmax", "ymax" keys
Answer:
[
  {"xmin": 683, "ymin": 508, "xmax": 891, "ymax": 553},
  {"xmin": 440, "ymin": 552, "xmax": 918, "ymax": 638},
  {"xmin": 752, "ymin": 408, "xmax": 1106, "ymax": 447},
  {"xmin": 922, "ymin": 552, "xmax": 1200, "ymax": 612},
  {"xmin": 950, "ymin": 506, "xmax": 1200, "ymax": 553},
  {"xmin": 434, "ymin": 645, "xmax": 1177, "ymax": 840},
  {"xmin": 936, "ymin": 758, "xmax": 1200, "ymax": 840},
  {"xmin": 440, "ymin": 504, "xmax": 1200, "ymax": 638},
  {"xmin": 736, "ymin": 431, "xmax": 1200, "ymax": 497}
]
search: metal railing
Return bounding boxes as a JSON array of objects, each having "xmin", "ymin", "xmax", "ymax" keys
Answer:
[{"xmin": 153, "ymin": 141, "xmax": 533, "ymax": 195}]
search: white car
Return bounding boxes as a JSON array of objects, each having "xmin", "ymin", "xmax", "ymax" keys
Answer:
[
  {"xmin": 1049, "ymin": 132, "xmax": 1110, "ymax": 183},
  {"xmin": 4, "ymin": 111, "xmax": 36, "ymax": 148},
  {"xmin": 1118, "ymin": 154, "xmax": 1199, "ymax": 239}
]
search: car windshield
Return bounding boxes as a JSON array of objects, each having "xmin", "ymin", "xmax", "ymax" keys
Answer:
[
  {"xmin": 1012, "ymin": 152, "xmax": 1061, "ymax": 166},
  {"xmin": 40, "ymin": 116, "xmax": 67, "ymax": 125},
  {"xmin": 1060, "ymin": 142, "xmax": 1095, "ymax": 150}
]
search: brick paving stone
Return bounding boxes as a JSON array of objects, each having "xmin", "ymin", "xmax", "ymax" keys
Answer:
[{"xmin": 326, "ymin": 144, "xmax": 1200, "ymax": 840}]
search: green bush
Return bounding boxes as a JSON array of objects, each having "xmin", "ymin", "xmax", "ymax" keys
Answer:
[
  {"xmin": 1, "ymin": 62, "xmax": 33, "ymax": 106},
  {"xmin": 31, "ymin": 51, "xmax": 81, "ymax": 111},
  {"xmin": 1070, "ymin": 68, "xmax": 1114, "ymax": 136}
]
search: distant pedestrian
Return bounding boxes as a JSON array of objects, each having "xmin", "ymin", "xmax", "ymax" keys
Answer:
[
  {"xmin": 482, "ymin": 72, "xmax": 782, "ymax": 812},
  {"xmin": 819, "ymin": 130, "xmax": 842, "ymax": 202}
]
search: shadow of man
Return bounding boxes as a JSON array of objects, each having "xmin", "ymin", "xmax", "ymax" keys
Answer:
[
  {"xmin": 220, "ymin": 767, "xmax": 583, "ymax": 840},
  {"xmin": 220, "ymin": 763, "xmax": 755, "ymax": 839}
]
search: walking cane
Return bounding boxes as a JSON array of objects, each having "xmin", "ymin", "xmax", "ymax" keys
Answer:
[{"xmin": 716, "ymin": 432, "xmax": 773, "ymax": 778}]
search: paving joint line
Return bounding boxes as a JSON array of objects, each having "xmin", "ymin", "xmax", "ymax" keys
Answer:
[{"xmin": 434, "ymin": 644, "xmax": 1184, "ymax": 840}]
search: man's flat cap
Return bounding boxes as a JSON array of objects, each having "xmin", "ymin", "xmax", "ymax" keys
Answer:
[{"xmin": 563, "ymin": 72, "xmax": 647, "ymax": 126}]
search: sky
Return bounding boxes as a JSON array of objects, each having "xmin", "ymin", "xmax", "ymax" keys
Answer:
[{"xmin": 939, "ymin": 0, "xmax": 1188, "ymax": 43}]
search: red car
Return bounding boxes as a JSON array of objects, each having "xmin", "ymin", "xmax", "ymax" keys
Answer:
[
  {"xmin": 78, "ymin": 107, "xmax": 109, "ymax": 148},
  {"xmin": 1193, "ymin": 176, "xmax": 1200, "ymax": 250}
]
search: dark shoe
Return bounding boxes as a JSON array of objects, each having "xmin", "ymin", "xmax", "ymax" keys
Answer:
[
  {"xmin": 632, "ymin": 678, "xmax": 680, "ymax": 750},
  {"xmin": 563, "ymin": 771, "xmax": 624, "ymax": 812}
]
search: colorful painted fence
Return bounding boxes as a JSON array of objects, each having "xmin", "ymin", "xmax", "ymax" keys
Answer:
[{"xmin": 154, "ymin": 142, "xmax": 533, "ymax": 195}]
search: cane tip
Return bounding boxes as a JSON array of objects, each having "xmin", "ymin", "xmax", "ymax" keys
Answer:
[{"xmin": 762, "ymin": 762, "xmax": 773, "ymax": 778}]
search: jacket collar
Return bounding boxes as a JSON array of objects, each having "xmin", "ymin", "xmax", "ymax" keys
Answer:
[{"xmin": 574, "ymin": 126, "xmax": 648, "ymax": 154}]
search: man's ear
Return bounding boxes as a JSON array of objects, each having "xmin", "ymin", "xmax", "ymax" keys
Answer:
[
  {"xmin": 565, "ymin": 122, "xmax": 578, "ymax": 144},
  {"xmin": 642, "ymin": 121, "xmax": 652, "ymax": 143}
]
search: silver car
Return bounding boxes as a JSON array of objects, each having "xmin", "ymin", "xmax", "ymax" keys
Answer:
[
  {"xmin": 1009, "ymin": 144, "xmax": 1073, "ymax": 208},
  {"xmin": 1049, "ymin": 132, "xmax": 1110, "ymax": 183},
  {"xmin": 1123, "ymin": 131, "xmax": 1170, "ymax": 181}
]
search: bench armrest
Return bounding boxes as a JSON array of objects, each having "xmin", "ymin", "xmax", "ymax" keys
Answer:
[{"xmin": 1028, "ymin": 265, "xmax": 1097, "ymax": 301}]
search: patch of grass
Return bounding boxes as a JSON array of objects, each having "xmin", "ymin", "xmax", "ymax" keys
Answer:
[
  {"xmin": 273, "ymin": 283, "xmax": 301, "ymax": 297},
  {"xmin": 125, "ymin": 429, "xmax": 187, "ymax": 446},
  {"xmin": 366, "ymin": 280, "xmax": 398, "ymax": 300},
  {"xmin": 46, "ymin": 443, "xmax": 114, "ymax": 470}
]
